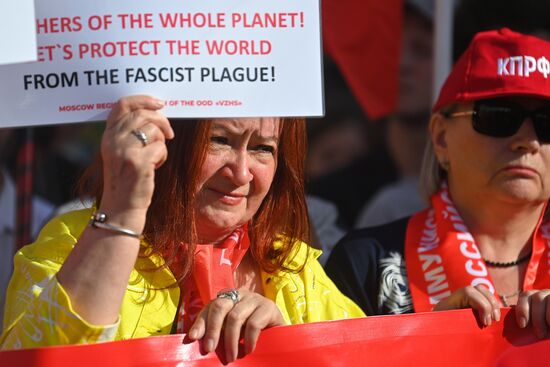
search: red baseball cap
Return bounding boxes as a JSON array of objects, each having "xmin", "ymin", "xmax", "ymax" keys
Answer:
[{"xmin": 432, "ymin": 28, "xmax": 550, "ymax": 112}]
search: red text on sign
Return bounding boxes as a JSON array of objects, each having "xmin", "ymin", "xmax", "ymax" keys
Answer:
[
  {"xmin": 158, "ymin": 13, "xmax": 226, "ymax": 28},
  {"xmin": 36, "ymin": 17, "xmax": 83, "ymax": 33},
  {"xmin": 205, "ymin": 40, "xmax": 271, "ymax": 55},
  {"xmin": 78, "ymin": 40, "xmax": 162, "ymax": 58},
  {"xmin": 117, "ymin": 13, "xmax": 154, "ymax": 29}
]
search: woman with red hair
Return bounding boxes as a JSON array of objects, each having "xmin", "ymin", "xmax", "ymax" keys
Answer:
[{"xmin": 0, "ymin": 95, "xmax": 363, "ymax": 362}]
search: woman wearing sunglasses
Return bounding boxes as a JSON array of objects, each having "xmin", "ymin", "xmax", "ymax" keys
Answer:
[{"xmin": 326, "ymin": 28, "xmax": 550, "ymax": 338}]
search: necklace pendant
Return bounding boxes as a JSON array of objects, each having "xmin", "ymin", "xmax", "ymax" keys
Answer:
[
  {"xmin": 501, "ymin": 295, "xmax": 509, "ymax": 307},
  {"xmin": 499, "ymin": 289, "xmax": 520, "ymax": 307}
]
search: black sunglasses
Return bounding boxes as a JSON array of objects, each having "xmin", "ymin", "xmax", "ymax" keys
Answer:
[{"xmin": 445, "ymin": 99, "xmax": 550, "ymax": 143}]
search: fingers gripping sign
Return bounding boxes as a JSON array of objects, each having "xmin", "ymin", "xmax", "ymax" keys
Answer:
[
  {"xmin": 434, "ymin": 285, "xmax": 501, "ymax": 326},
  {"xmin": 100, "ymin": 95, "xmax": 174, "ymax": 215},
  {"xmin": 435, "ymin": 286, "xmax": 550, "ymax": 339},
  {"xmin": 188, "ymin": 289, "xmax": 287, "ymax": 363},
  {"xmin": 516, "ymin": 290, "xmax": 550, "ymax": 339}
]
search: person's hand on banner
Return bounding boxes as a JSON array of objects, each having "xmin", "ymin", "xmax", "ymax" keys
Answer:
[
  {"xmin": 516, "ymin": 290, "xmax": 550, "ymax": 339},
  {"xmin": 433, "ymin": 285, "xmax": 501, "ymax": 326},
  {"xmin": 188, "ymin": 289, "xmax": 287, "ymax": 363},
  {"xmin": 435, "ymin": 286, "xmax": 550, "ymax": 339}
]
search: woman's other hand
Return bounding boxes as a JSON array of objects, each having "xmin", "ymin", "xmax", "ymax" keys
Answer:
[
  {"xmin": 100, "ymin": 95, "xmax": 174, "ymax": 228},
  {"xmin": 188, "ymin": 289, "xmax": 287, "ymax": 363},
  {"xmin": 516, "ymin": 290, "xmax": 550, "ymax": 339},
  {"xmin": 433, "ymin": 285, "xmax": 501, "ymax": 326}
]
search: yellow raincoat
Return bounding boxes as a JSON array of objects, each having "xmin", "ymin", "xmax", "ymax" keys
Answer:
[{"xmin": 1, "ymin": 208, "xmax": 364, "ymax": 350}]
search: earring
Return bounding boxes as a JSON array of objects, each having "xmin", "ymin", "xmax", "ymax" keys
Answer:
[{"xmin": 439, "ymin": 159, "xmax": 450, "ymax": 171}]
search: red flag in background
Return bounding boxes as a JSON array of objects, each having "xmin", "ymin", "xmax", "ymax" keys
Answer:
[{"xmin": 323, "ymin": 0, "xmax": 403, "ymax": 119}]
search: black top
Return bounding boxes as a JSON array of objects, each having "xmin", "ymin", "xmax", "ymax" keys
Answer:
[{"xmin": 324, "ymin": 217, "xmax": 414, "ymax": 315}]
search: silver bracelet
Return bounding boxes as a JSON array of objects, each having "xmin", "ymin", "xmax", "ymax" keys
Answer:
[{"xmin": 90, "ymin": 211, "xmax": 142, "ymax": 239}]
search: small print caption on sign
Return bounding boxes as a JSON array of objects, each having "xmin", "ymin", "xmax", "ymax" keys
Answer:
[{"xmin": 57, "ymin": 99, "xmax": 243, "ymax": 112}]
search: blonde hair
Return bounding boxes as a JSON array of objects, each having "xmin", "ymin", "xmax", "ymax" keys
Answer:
[
  {"xmin": 419, "ymin": 108, "xmax": 456, "ymax": 202},
  {"xmin": 419, "ymin": 138, "xmax": 447, "ymax": 202}
]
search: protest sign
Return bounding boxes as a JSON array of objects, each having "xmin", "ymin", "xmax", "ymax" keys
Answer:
[
  {"xmin": 0, "ymin": 308, "xmax": 547, "ymax": 366},
  {"xmin": 0, "ymin": 0, "xmax": 322, "ymax": 128},
  {"xmin": 0, "ymin": 0, "xmax": 37, "ymax": 66}
]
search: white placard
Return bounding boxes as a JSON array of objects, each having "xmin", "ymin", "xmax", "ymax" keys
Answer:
[
  {"xmin": 0, "ymin": 0, "xmax": 37, "ymax": 65},
  {"xmin": 0, "ymin": 0, "xmax": 323, "ymax": 128}
]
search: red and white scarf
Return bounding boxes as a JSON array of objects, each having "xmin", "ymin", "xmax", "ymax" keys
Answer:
[
  {"xmin": 405, "ymin": 187, "xmax": 550, "ymax": 312},
  {"xmin": 176, "ymin": 225, "xmax": 250, "ymax": 333}
]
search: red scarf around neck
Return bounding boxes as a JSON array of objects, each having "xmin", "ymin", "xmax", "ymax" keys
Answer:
[
  {"xmin": 176, "ymin": 225, "xmax": 250, "ymax": 333},
  {"xmin": 405, "ymin": 187, "xmax": 550, "ymax": 312}
]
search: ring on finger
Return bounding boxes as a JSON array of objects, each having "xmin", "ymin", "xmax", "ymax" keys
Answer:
[
  {"xmin": 131, "ymin": 128, "xmax": 149, "ymax": 147},
  {"xmin": 216, "ymin": 288, "xmax": 240, "ymax": 305}
]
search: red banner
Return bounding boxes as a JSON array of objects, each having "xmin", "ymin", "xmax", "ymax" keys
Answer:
[
  {"xmin": 322, "ymin": 0, "xmax": 402, "ymax": 119},
  {"xmin": 0, "ymin": 308, "xmax": 548, "ymax": 366}
]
